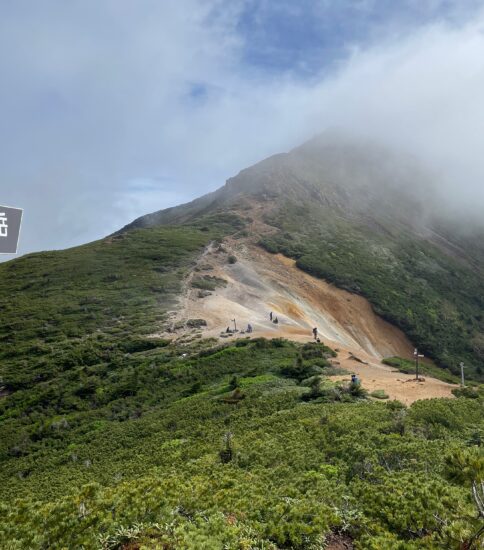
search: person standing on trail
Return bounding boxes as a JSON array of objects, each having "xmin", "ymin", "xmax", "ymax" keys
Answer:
[
  {"xmin": 312, "ymin": 327, "xmax": 318, "ymax": 340},
  {"xmin": 247, "ymin": 323, "xmax": 253, "ymax": 333},
  {"xmin": 269, "ymin": 311, "xmax": 273, "ymax": 321}
]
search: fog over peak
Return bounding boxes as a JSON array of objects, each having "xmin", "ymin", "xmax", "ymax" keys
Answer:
[
  {"xmin": 293, "ymin": 130, "xmax": 475, "ymax": 227},
  {"xmin": 1, "ymin": 1, "xmax": 484, "ymax": 258}
]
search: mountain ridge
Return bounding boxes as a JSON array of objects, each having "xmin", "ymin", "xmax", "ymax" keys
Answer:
[
  {"xmin": 1, "ymin": 134, "xmax": 483, "ymax": 380},
  {"xmin": 122, "ymin": 134, "xmax": 436, "ymax": 230},
  {"xmin": 114, "ymin": 134, "xmax": 484, "ymax": 378}
]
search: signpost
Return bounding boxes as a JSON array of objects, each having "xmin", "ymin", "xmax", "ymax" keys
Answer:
[
  {"xmin": 414, "ymin": 348, "xmax": 424, "ymax": 381},
  {"xmin": 460, "ymin": 362, "xmax": 466, "ymax": 387}
]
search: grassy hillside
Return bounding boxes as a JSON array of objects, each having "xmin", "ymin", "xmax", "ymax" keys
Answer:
[
  {"xmin": 0, "ymin": 211, "xmax": 483, "ymax": 547},
  {"xmin": 0, "ymin": 213, "xmax": 243, "ymax": 396},
  {"xmin": 0, "ymin": 337, "xmax": 483, "ymax": 548},
  {"xmin": 260, "ymin": 202, "xmax": 484, "ymax": 381},
  {"xmin": 1, "ymin": 135, "xmax": 484, "ymax": 547}
]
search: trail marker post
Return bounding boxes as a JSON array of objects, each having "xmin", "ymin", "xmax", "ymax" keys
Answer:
[
  {"xmin": 414, "ymin": 348, "xmax": 424, "ymax": 381},
  {"xmin": 460, "ymin": 362, "xmax": 466, "ymax": 387},
  {"xmin": 232, "ymin": 318, "xmax": 237, "ymax": 332}
]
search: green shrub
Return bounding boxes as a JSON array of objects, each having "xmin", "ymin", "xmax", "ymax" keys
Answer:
[
  {"xmin": 301, "ymin": 342, "xmax": 337, "ymax": 360},
  {"xmin": 191, "ymin": 275, "xmax": 227, "ymax": 291},
  {"xmin": 280, "ymin": 354, "xmax": 321, "ymax": 382},
  {"xmin": 370, "ymin": 389, "xmax": 389, "ymax": 400},
  {"xmin": 186, "ymin": 318, "xmax": 207, "ymax": 328},
  {"xmin": 452, "ymin": 386, "xmax": 482, "ymax": 399}
]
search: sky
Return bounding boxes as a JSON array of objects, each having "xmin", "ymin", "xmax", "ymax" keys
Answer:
[{"xmin": 1, "ymin": 0, "xmax": 484, "ymax": 258}]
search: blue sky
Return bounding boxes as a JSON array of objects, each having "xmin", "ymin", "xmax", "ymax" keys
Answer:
[
  {"xmin": 236, "ymin": 0, "xmax": 480, "ymax": 75},
  {"xmin": 1, "ymin": 0, "xmax": 484, "ymax": 258}
]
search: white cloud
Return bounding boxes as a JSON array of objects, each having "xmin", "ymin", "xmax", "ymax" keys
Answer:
[{"xmin": 1, "ymin": 1, "xmax": 484, "ymax": 258}]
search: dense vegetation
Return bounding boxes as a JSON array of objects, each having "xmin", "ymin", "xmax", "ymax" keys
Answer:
[
  {"xmin": 260, "ymin": 203, "xmax": 484, "ymax": 381},
  {"xmin": 0, "ymin": 336, "xmax": 483, "ymax": 549},
  {"xmin": 1, "ymin": 208, "xmax": 483, "ymax": 548},
  {"xmin": 0, "ymin": 213, "xmax": 243, "ymax": 396}
]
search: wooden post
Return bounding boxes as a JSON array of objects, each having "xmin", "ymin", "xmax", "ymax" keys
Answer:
[{"xmin": 414, "ymin": 348, "xmax": 424, "ymax": 381}]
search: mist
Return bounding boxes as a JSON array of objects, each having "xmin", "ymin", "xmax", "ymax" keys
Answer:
[{"xmin": 1, "ymin": 1, "xmax": 484, "ymax": 259}]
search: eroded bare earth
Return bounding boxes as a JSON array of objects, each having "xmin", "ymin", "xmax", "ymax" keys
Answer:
[{"xmin": 160, "ymin": 239, "xmax": 456, "ymax": 404}]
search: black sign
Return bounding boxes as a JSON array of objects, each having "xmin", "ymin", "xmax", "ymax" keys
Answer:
[{"xmin": 0, "ymin": 205, "xmax": 23, "ymax": 254}]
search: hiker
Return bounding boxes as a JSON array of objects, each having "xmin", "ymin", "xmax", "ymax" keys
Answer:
[
  {"xmin": 312, "ymin": 327, "xmax": 318, "ymax": 340},
  {"xmin": 351, "ymin": 374, "xmax": 360, "ymax": 385},
  {"xmin": 226, "ymin": 326, "xmax": 231, "ymax": 333},
  {"xmin": 269, "ymin": 311, "xmax": 273, "ymax": 321},
  {"xmin": 247, "ymin": 323, "xmax": 253, "ymax": 333}
]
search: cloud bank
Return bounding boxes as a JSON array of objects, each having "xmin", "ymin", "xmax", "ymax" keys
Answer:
[{"xmin": 1, "ymin": 1, "xmax": 484, "ymax": 257}]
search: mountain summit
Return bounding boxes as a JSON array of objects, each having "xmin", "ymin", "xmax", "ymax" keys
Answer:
[
  {"xmin": 124, "ymin": 133, "xmax": 436, "ymax": 232},
  {"xmin": 117, "ymin": 134, "xmax": 484, "ymax": 378}
]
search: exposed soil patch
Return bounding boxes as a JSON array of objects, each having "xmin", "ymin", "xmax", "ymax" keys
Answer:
[
  {"xmin": 329, "ymin": 350, "xmax": 456, "ymax": 405},
  {"xmin": 325, "ymin": 533, "xmax": 354, "ymax": 550},
  {"xmin": 164, "ymin": 240, "xmax": 413, "ymax": 356},
  {"xmin": 158, "ymin": 238, "xmax": 456, "ymax": 404}
]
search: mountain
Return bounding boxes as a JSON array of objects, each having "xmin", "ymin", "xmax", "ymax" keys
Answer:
[
  {"xmin": 0, "ymin": 134, "xmax": 483, "ymax": 548},
  {"xmin": 122, "ymin": 133, "xmax": 484, "ymax": 379}
]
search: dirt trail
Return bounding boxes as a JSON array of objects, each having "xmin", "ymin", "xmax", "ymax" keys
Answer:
[
  {"xmin": 161, "ymin": 239, "xmax": 456, "ymax": 404},
  {"xmin": 328, "ymin": 348, "xmax": 456, "ymax": 405}
]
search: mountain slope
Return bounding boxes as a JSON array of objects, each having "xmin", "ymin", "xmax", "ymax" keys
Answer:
[
  {"xmin": 161, "ymin": 237, "xmax": 458, "ymax": 403},
  {"xmin": 0, "ymin": 213, "xmax": 244, "ymax": 397},
  {"xmin": 1, "ymin": 135, "xmax": 483, "ymax": 548},
  {"xmin": 123, "ymin": 134, "xmax": 484, "ymax": 379}
]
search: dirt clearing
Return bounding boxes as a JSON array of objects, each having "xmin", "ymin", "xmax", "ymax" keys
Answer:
[{"xmin": 328, "ymin": 347, "xmax": 456, "ymax": 405}]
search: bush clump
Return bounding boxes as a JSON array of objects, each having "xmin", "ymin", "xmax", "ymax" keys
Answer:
[
  {"xmin": 186, "ymin": 319, "xmax": 207, "ymax": 328},
  {"xmin": 370, "ymin": 389, "xmax": 389, "ymax": 400},
  {"xmin": 191, "ymin": 275, "xmax": 227, "ymax": 291},
  {"xmin": 451, "ymin": 386, "xmax": 481, "ymax": 399}
]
